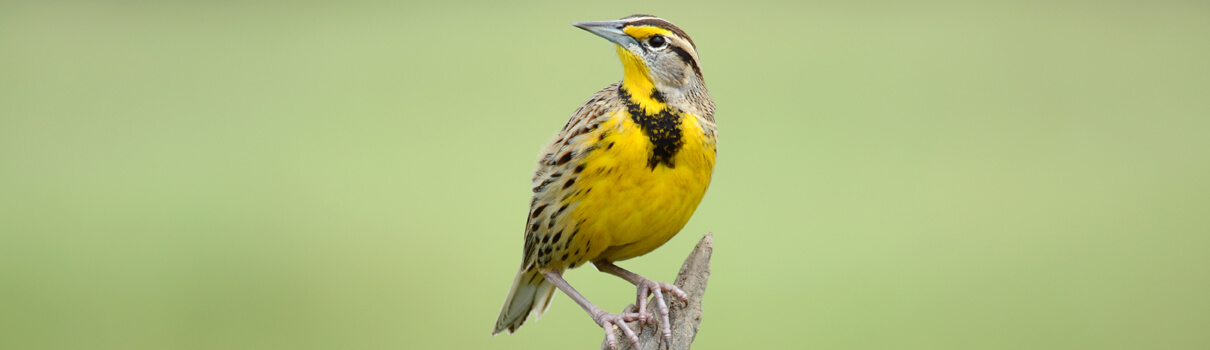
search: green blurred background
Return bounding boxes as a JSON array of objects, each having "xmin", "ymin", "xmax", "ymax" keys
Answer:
[{"xmin": 2, "ymin": 0, "xmax": 1208, "ymax": 349}]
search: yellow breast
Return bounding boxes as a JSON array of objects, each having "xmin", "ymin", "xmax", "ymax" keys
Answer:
[{"xmin": 567, "ymin": 110, "xmax": 716, "ymax": 263}]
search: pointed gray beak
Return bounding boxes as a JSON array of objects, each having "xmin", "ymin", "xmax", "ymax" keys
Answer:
[{"xmin": 571, "ymin": 19, "xmax": 638, "ymax": 47}]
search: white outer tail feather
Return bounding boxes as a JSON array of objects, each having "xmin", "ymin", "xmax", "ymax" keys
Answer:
[{"xmin": 493, "ymin": 268, "xmax": 557, "ymax": 335}]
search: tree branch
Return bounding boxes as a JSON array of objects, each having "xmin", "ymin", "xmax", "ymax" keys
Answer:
[{"xmin": 601, "ymin": 233, "xmax": 714, "ymax": 350}]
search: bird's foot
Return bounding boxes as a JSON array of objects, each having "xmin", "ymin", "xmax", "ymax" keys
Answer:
[
  {"xmin": 592, "ymin": 308, "xmax": 645, "ymax": 350},
  {"xmin": 634, "ymin": 278, "xmax": 689, "ymax": 347}
]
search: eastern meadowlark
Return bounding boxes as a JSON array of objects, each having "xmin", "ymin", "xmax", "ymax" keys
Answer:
[{"xmin": 493, "ymin": 15, "xmax": 716, "ymax": 349}]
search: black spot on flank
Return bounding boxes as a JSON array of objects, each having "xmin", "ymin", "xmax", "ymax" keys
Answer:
[
  {"xmin": 541, "ymin": 234, "xmax": 550, "ymax": 244},
  {"xmin": 533, "ymin": 179, "xmax": 553, "ymax": 193},
  {"xmin": 606, "ymin": 142, "xmax": 614, "ymax": 150},
  {"xmin": 552, "ymin": 232, "xmax": 562, "ymax": 242},
  {"xmin": 598, "ymin": 130, "xmax": 610, "ymax": 141},
  {"xmin": 569, "ymin": 228, "xmax": 579, "ymax": 240},
  {"xmin": 651, "ymin": 90, "xmax": 666, "ymax": 103},
  {"xmin": 563, "ymin": 177, "xmax": 576, "ymax": 189},
  {"xmin": 547, "ymin": 218, "xmax": 556, "ymax": 229},
  {"xmin": 531, "ymin": 204, "xmax": 548, "ymax": 218},
  {"xmin": 561, "ymin": 253, "xmax": 569, "ymax": 261},
  {"xmin": 569, "ymin": 262, "xmax": 578, "ymax": 268},
  {"xmin": 529, "ymin": 222, "xmax": 539, "ymax": 232},
  {"xmin": 534, "ymin": 172, "xmax": 565, "ymax": 193},
  {"xmin": 556, "ymin": 152, "xmax": 573, "ymax": 166},
  {"xmin": 557, "ymin": 203, "xmax": 569, "ymax": 216},
  {"xmin": 574, "ymin": 164, "xmax": 586, "ymax": 173}
]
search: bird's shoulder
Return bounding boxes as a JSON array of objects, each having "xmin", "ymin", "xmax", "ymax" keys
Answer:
[{"xmin": 531, "ymin": 82, "xmax": 624, "ymax": 182}]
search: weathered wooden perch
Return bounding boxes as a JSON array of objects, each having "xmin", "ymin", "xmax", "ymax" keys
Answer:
[{"xmin": 601, "ymin": 233, "xmax": 713, "ymax": 350}]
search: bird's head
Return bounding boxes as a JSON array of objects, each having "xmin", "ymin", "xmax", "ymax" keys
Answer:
[{"xmin": 573, "ymin": 15, "xmax": 709, "ymax": 114}]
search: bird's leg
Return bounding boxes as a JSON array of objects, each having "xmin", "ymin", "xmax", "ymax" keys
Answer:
[
  {"xmin": 594, "ymin": 260, "xmax": 689, "ymax": 347},
  {"xmin": 543, "ymin": 271, "xmax": 643, "ymax": 350}
]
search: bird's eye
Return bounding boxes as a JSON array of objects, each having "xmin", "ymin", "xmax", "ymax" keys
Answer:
[{"xmin": 647, "ymin": 35, "xmax": 667, "ymax": 49}]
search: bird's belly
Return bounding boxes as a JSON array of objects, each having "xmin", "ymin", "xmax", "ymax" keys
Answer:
[{"xmin": 570, "ymin": 115, "xmax": 716, "ymax": 263}]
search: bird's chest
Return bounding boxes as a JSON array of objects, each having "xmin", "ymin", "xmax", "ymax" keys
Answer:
[{"xmin": 568, "ymin": 111, "xmax": 716, "ymax": 260}]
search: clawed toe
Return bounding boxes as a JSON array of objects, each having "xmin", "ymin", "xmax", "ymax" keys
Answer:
[
  {"xmin": 592, "ymin": 262, "xmax": 691, "ymax": 348},
  {"xmin": 620, "ymin": 311, "xmax": 645, "ymax": 323},
  {"xmin": 634, "ymin": 280, "xmax": 686, "ymax": 346},
  {"xmin": 594, "ymin": 310, "xmax": 641, "ymax": 350},
  {"xmin": 661, "ymin": 282, "xmax": 689, "ymax": 304}
]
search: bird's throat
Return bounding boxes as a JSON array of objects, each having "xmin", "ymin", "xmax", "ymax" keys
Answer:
[{"xmin": 615, "ymin": 45, "xmax": 666, "ymax": 114}]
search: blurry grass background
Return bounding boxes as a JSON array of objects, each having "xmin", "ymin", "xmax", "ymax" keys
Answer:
[{"xmin": 2, "ymin": 0, "xmax": 1208, "ymax": 349}]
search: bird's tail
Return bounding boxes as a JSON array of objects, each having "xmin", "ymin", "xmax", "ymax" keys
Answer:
[{"xmin": 493, "ymin": 267, "xmax": 557, "ymax": 335}]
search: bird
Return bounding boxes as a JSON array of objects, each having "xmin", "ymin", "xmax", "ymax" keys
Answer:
[{"xmin": 492, "ymin": 14, "xmax": 716, "ymax": 349}]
